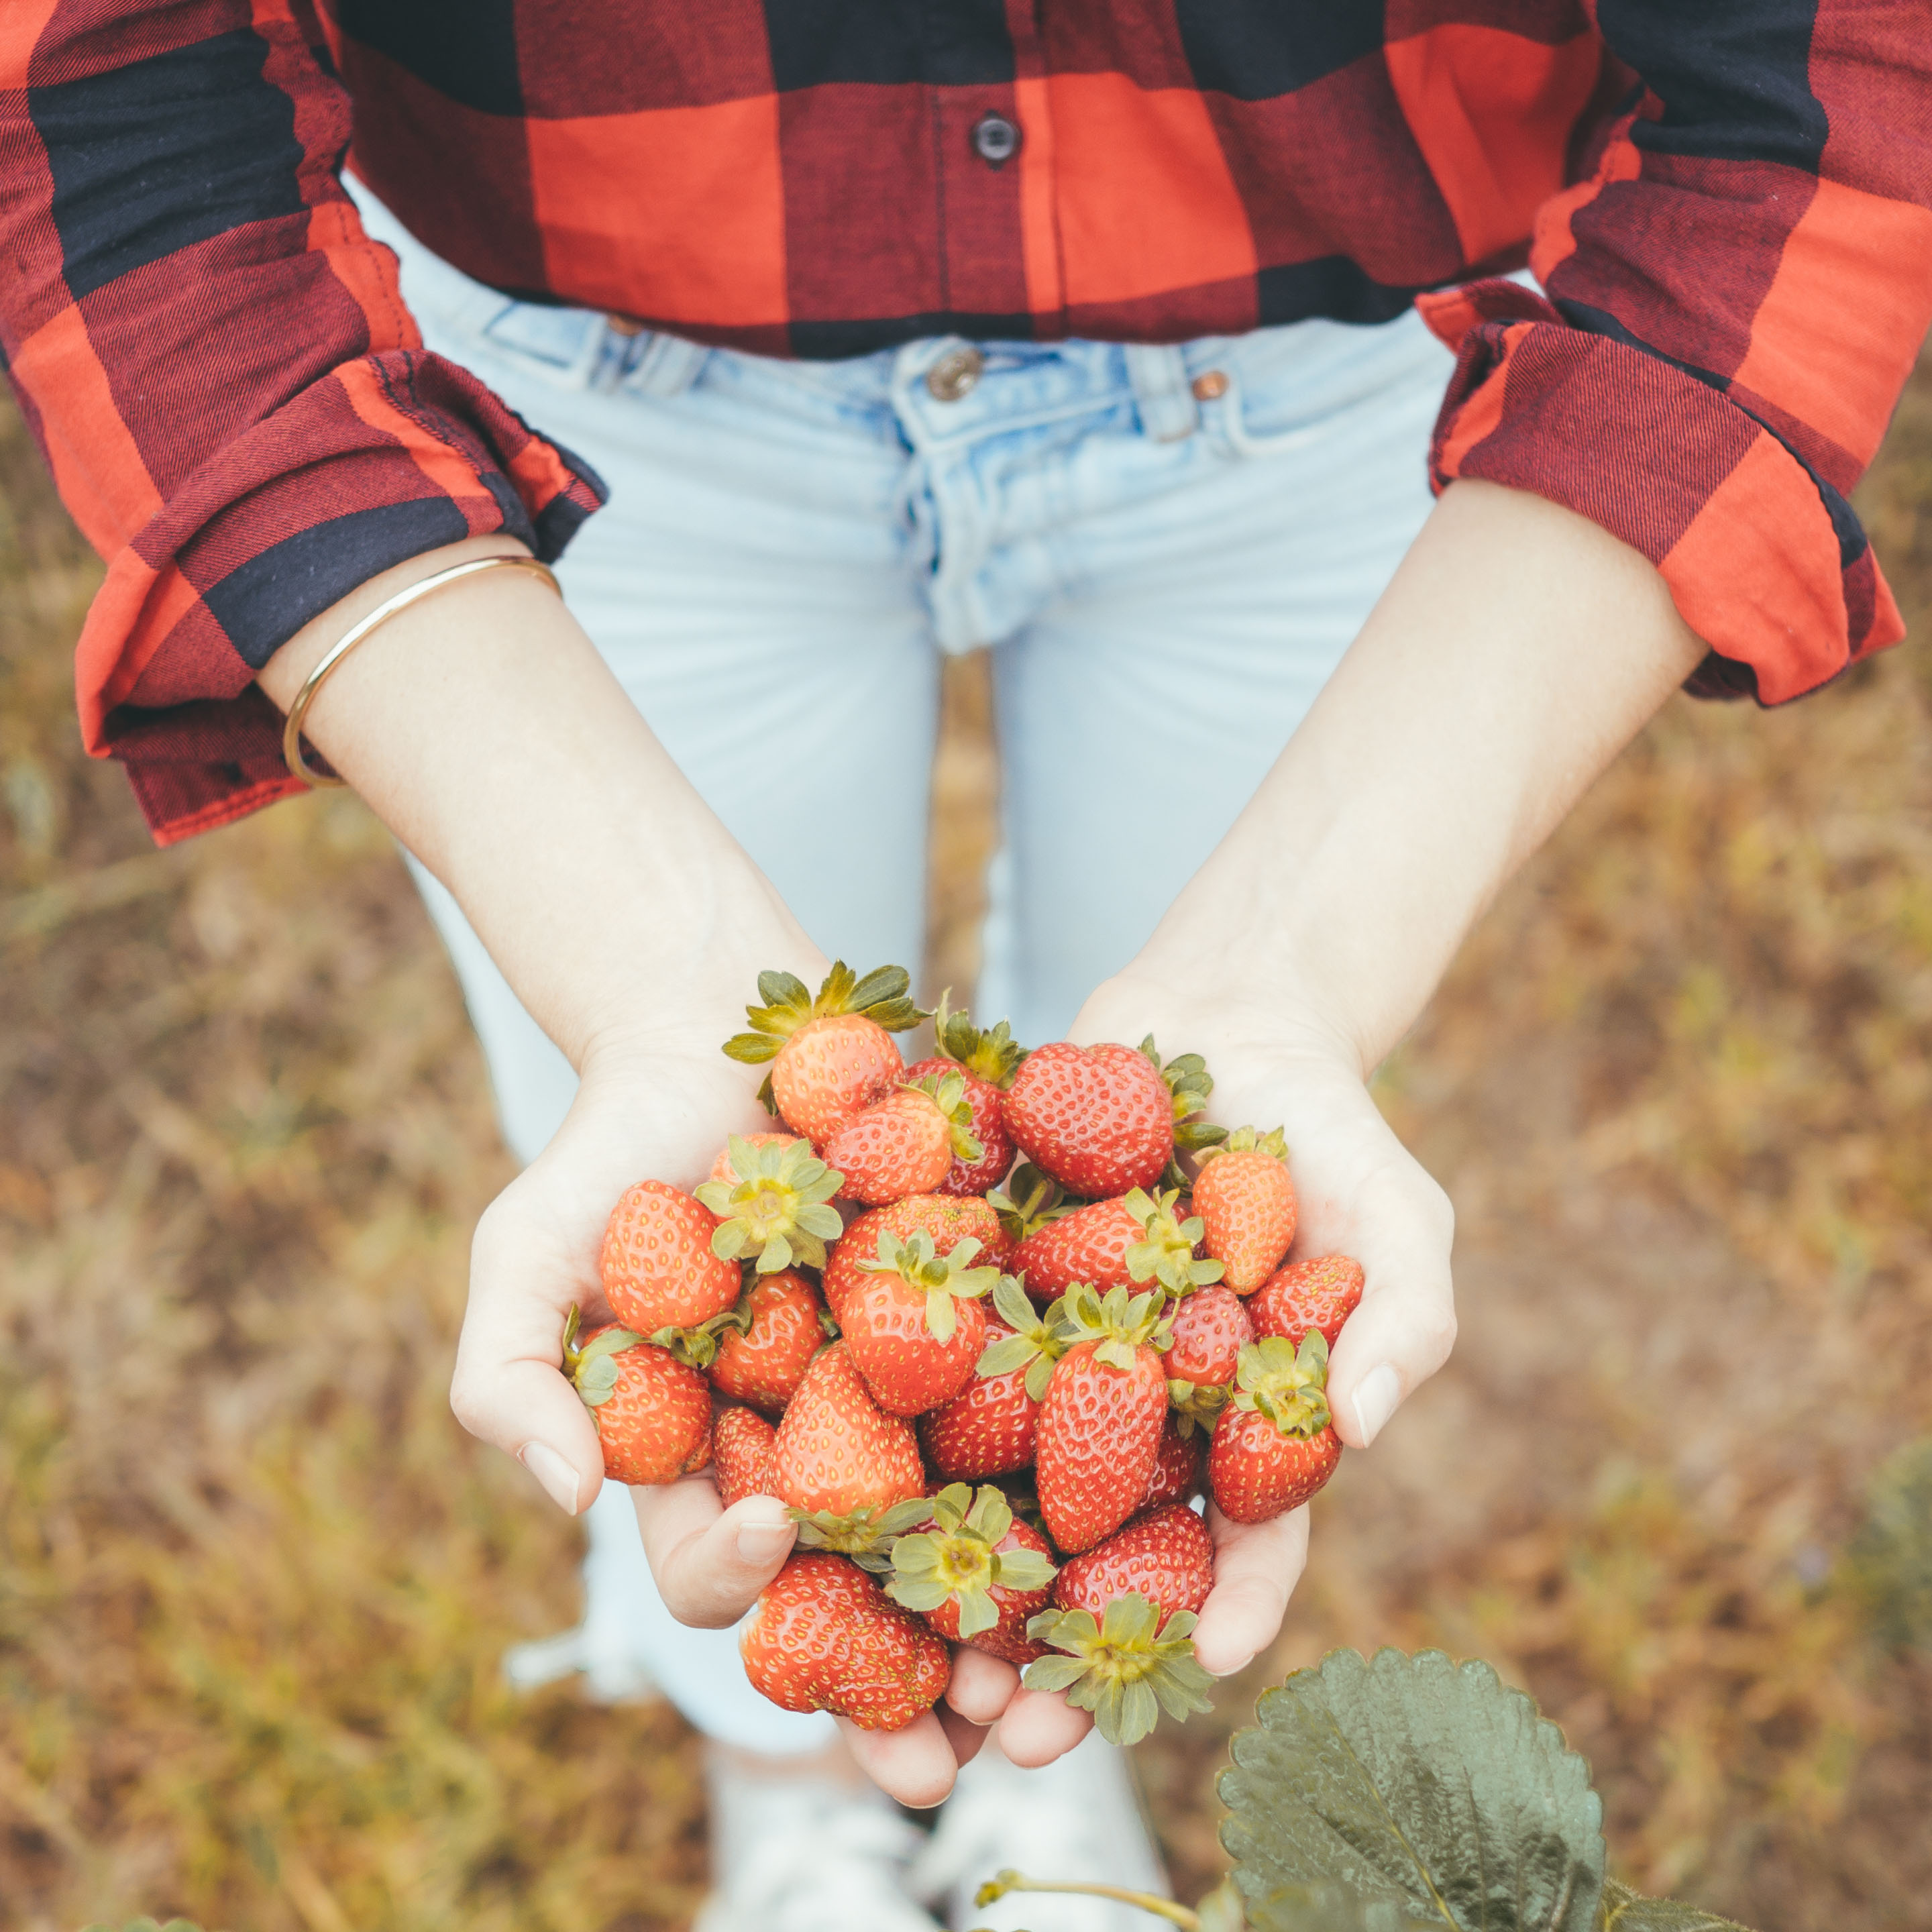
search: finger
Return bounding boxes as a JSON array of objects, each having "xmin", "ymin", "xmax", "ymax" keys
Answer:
[
  {"xmin": 994, "ymin": 1684, "xmax": 1095, "ymax": 1768},
  {"xmin": 936, "ymin": 1701, "xmax": 991, "ymax": 1770},
  {"xmin": 449, "ymin": 1240, "xmax": 604, "ymax": 1515},
  {"xmin": 1194, "ymin": 1505, "xmax": 1309, "ymax": 1676},
  {"xmin": 634, "ymin": 1480, "xmax": 797, "ymax": 1628},
  {"xmin": 1322, "ymin": 1161, "xmax": 1456, "ymax": 1452},
  {"xmin": 946, "ymin": 1645, "xmax": 1021, "ymax": 1726},
  {"xmin": 839, "ymin": 1712, "xmax": 960, "ymax": 1809}
]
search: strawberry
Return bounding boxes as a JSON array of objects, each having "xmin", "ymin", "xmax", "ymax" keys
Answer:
[
  {"xmin": 1192, "ymin": 1127, "xmax": 1298, "ymax": 1293},
  {"xmin": 600, "ymin": 1179, "xmax": 741, "ymax": 1334},
  {"xmin": 823, "ymin": 1072, "xmax": 981, "ymax": 1207},
  {"xmin": 886, "ymin": 1482, "xmax": 1056, "ymax": 1658},
  {"xmin": 918, "ymin": 1277, "xmax": 1070, "ymax": 1479},
  {"xmin": 1142, "ymin": 1417, "xmax": 1205, "ymax": 1509},
  {"xmin": 1249, "ymin": 1254, "xmax": 1366, "ymax": 1349},
  {"xmin": 706, "ymin": 1132, "xmax": 800, "ymax": 1187},
  {"xmin": 1002, "ymin": 1040, "xmax": 1174, "ymax": 1198},
  {"xmin": 741, "ymin": 1552, "xmax": 951, "ymax": 1731},
  {"xmin": 845, "ymin": 1229, "xmax": 1001, "ymax": 1415},
  {"xmin": 708, "ymin": 1269, "xmax": 829, "ymax": 1413},
  {"xmin": 1208, "ymin": 1333, "xmax": 1342, "ymax": 1523},
  {"xmin": 1164, "ymin": 1283, "xmax": 1254, "ymax": 1434},
  {"xmin": 1012, "ymin": 1195, "xmax": 1139, "ymax": 1301},
  {"xmin": 564, "ymin": 1309, "xmax": 712, "ymax": 1485},
  {"xmin": 723, "ymin": 963, "xmax": 926, "ymax": 1144},
  {"xmin": 694, "ymin": 1134, "xmax": 846, "ymax": 1274},
  {"xmin": 713, "ymin": 1405, "xmax": 777, "ymax": 1507},
  {"xmin": 906, "ymin": 991, "xmax": 1027, "ymax": 1195},
  {"xmin": 1051, "ymin": 1501, "xmax": 1216, "ymax": 1621},
  {"xmin": 824, "ymin": 1194, "xmax": 1012, "ymax": 1326},
  {"xmin": 1022, "ymin": 1505, "xmax": 1216, "ymax": 1746},
  {"xmin": 1034, "ymin": 1285, "xmax": 1175, "ymax": 1554},
  {"xmin": 772, "ymin": 1342, "xmax": 930, "ymax": 1565}
]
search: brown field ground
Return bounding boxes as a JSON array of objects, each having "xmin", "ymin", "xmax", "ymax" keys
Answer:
[{"xmin": 3, "ymin": 347, "xmax": 1931, "ymax": 1932}]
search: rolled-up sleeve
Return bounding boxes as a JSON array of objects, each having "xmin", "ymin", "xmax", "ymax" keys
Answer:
[
  {"xmin": 1417, "ymin": 1, "xmax": 1932, "ymax": 704},
  {"xmin": 0, "ymin": 3, "xmax": 605, "ymax": 844}
]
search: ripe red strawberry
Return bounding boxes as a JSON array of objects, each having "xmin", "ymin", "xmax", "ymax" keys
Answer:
[
  {"xmin": 907, "ymin": 991, "xmax": 1028, "ymax": 1195},
  {"xmin": 845, "ymin": 1229, "xmax": 1001, "ymax": 1415},
  {"xmin": 695, "ymin": 1134, "xmax": 845, "ymax": 1273},
  {"xmin": 1192, "ymin": 1126, "xmax": 1298, "ymax": 1293},
  {"xmin": 823, "ymin": 1072, "xmax": 981, "ymax": 1207},
  {"xmin": 1002, "ymin": 1040, "xmax": 1174, "ymax": 1197},
  {"xmin": 1208, "ymin": 1334, "xmax": 1342, "ymax": 1523},
  {"xmin": 706, "ymin": 1132, "xmax": 800, "ymax": 1187},
  {"xmin": 1164, "ymin": 1285, "xmax": 1254, "ymax": 1430},
  {"xmin": 1034, "ymin": 1287, "xmax": 1175, "ymax": 1553},
  {"xmin": 773, "ymin": 1342, "xmax": 928, "ymax": 1563},
  {"xmin": 825, "ymin": 1194, "xmax": 1012, "ymax": 1326},
  {"xmin": 1249, "ymin": 1254, "xmax": 1366, "ymax": 1349},
  {"xmin": 723, "ymin": 963, "xmax": 926, "ymax": 1145},
  {"xmin": 1052, "ymin": 1501, "xmax": 1215, "ymax": 1622},
  {"xmin": 1022, "ymin": 1503, "xmax": 1216, "ymax": 1745},
  {"xmin": 564, "ymin": 1311, "xmax": 712, "ymax": 1485},
  {"xmin": 741, "ymin": 1552, "xmax": 951, "ymax": 1731},
  {"xmin": 1142, "ymin": 1418, "xmax": 1205, "ymax": 1509},
  {"xmin": 713, "ymin": 1406, "xmax": 778, "ymax": 1507},
  {"xmin": 709, "ymin": 1269, "xmax": 828, "ymax": 1413},
  {"xmin": 886, "ymin": 1482, "xmax": 1056, "ymax": 1661},
  {"xmin": 918, "ymin": 1277, "xmax": 1068, "ymax": 1479},
  {"xmin": 1012, "ymin": 1195, "xmax": 1140, "ymax": 1301},
  {"xmin": 600, "ymin": 1179, "xmax": 741, "ymax": 1334}
]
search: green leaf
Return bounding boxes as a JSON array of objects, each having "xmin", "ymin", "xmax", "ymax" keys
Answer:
[
  {"xmin": 957, "ymin": 1586, "xmax": 1000, "ymax": 1638},
  {"xmin": 1595, "ymin": 1881, "xmax": 1756, "ymax": 1931},
  {"xmin": 722, "ymin": 1030, "xmax": 782, "ymax": 1063},
  {"xmin": 926, "ymin": 1289, "xmax": 958, "ymax": 1343},
  {"xmin": 1246, "ymin": 1882, "xmax": 1441, "ymax": 1932},
  {"xmin": 1220, "ymin": 1649, "xmax": 1605, "ymax": 1932},
  {"xmin": 993, "ymin": 1547, "xmax": 1055, "ymax": 1592},
  {"xmin": 757, "ymin": 968, "xmax": 813, "ymax": 1009}
]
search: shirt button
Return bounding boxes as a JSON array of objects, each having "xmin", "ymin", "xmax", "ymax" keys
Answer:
[
  {"xmin": 926, "ymin": 345, "xmax": 985, "ymax": 402},
  {"xmin": 606, "ymin": 313, "xmax": 647, "ymax": 337},
  {"xmin": 1191, "ymin": 369, "xmax": 1230, "ymax": 401},
  {"xmin": 971, "ymin": 113, "xmax": 1021, "ymax": 168}
]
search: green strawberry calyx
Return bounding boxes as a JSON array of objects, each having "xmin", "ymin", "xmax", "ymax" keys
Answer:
[
  {"xmin": 903, "ymin": 1069, "xmax": 985, "ymax": 1165},
  {"xmin": 1193, "ymin": 1124, "xmax": 1291, "ymax": 1167},
  {"xmin": 1140, "ymin": 1038, "xmax": 1229, "ymax": 1188},
  {"xmin": 788, "ymin": 1496, "xmax": 936, "ymax": 1572},
  {"xmin": 1022, "ymin": 1591, "xmax": 1216, "ymax": 1746},
  {"xmin": 646, "ymin": 1304, "xmax": 751, "ymax": 1371},
  {"xmin": 1165, "ymin": 1376, "xmax": 1232, "ymax": 1436},
  {"xmin": 975, "ymin": 1275, "xmax": 1079, "ymax": 1401},
  {"xmin": 932, "ymin": 987, "xmax": 1030, "ymax": 1089},
  {"xmin": 721, "ymin": 961, "xmax": 929, "ymax": 1065},
  {"xmin": 1122, "ymin": 1185, "xmax": 1225, "ymax": 1297},
  {"xmin": 988, "ymin": 1162, "xmax": 1081, "ymax": 1244},
  {"xmin": 1059, "ymin": 1282, "xmax": 1175, "ymax": 1372},
  {"xmin": 694, "ymin": 1134, "xmax": 846, "ymax": 1273},
  {"xmin": 1231, "ymin": 1331, "xmax": 1332, "ymax": 1438},
  {"xmin": 885, "ymin": 1483, "xmax": 1057, "ymax": 1636},
  {"xmin": 561, "ymin": 1305, "xmax": 647, "ymax": 1409},
  {"xmin": 856, "ymin": 1229, "xmax": 1001, "ymax": 1343}
]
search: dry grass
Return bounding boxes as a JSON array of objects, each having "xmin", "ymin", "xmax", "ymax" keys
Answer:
[{"xmin": 4, "ymin": 345, "xmax": 1931, "ymax": 1930}]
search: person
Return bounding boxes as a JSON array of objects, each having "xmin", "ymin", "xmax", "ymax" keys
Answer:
[{"xmin": 5, "ymin": 6, "xmax": 1926, "ymax": 1928}]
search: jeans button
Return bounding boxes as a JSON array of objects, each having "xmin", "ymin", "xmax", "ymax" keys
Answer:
[
  {"xmin": 971, "ymin": 112, "xmax": 1022, "ymax": 168},
  {"xmin": 926, "ymin": 345, "xmax": 986, "ymax": 402}
]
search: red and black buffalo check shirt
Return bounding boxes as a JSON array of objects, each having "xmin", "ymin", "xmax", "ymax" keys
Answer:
[{"xmin": 3, "ymin": 2, "xmax": 1929, "ymax": 844}]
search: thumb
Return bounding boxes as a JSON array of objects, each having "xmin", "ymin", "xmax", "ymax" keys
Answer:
[{"xmin": 635, "ymin": 1479, "xmax": 799, "ymax": 1629}]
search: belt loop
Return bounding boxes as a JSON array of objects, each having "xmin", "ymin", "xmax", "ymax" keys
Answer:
[
  {"xmin": 1124, "ymin": 343, "xmax": 1199, "ymax": 442},
  {"xmin": 626, "ymin": 330, "xmax": 712, "ymax": 397}
]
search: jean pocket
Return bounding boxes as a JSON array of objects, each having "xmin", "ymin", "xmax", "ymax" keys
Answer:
[{"xmin": 473, "ymin": 300, "xmax": 641, "ymax": 393}]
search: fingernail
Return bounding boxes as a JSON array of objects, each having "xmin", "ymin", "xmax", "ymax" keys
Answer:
[
  {"xmin": 519, "ymin": 1440, "xmax": 581, "ymax": 1515},
  {"xmin": 1352, "ymin": 1364, "xmax": 1402, "ymax": 1447},
  {"xmin": 734, "ymin": 1499, "xmax": 796, "ymax": 1565}
]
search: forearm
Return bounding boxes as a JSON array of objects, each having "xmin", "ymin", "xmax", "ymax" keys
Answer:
[
  {"xmin": 258, "ymin": 537, "xmax": 816, "ymax": 1069},
  {"xmin": 1138, "ymin": 479, "xmax": 1707, "ymax": 1069}
]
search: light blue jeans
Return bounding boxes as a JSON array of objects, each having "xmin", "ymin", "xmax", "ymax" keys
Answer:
[{"xmin": 353, "ymin": 183, "xmax": 1453, "ymax": 1752}]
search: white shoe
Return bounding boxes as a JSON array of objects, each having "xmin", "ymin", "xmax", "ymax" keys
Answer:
[
  {"xmin": 910, "ymin": 1733, "xmax": 1170, "ymax": 1932},
  {"xmin": 695, "ymin": 1751, "xmax": 943, "ymax": 1932}
]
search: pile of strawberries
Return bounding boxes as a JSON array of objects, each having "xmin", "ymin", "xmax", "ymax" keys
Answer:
[{"xmin": 565, "ymin": 964, "xmax": 1363, "ymax": 1745}]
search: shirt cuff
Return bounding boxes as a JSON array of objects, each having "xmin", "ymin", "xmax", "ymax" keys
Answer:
[{"xmin": 1416, "ymin": 278, "xmax": 1904, "ymax": 705}]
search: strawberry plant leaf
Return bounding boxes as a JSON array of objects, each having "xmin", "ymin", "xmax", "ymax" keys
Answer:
[
  {"xmin": 1245, "ymin": 1884, "xmax": 1440, "ymax": 1931},
  {"xmin": 1220, "ymin": 1648, "xmax": 1606, "ymax": 1932},
  {"xmin": 1595, "ymin": 1882, "xmax": 1755, "ymax": 1931}
]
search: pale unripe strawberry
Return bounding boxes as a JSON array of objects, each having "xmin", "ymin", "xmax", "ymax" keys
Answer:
[{"xmin": 1192, "ymin": 1127, "xmax": 1298, "ymax": 1294}]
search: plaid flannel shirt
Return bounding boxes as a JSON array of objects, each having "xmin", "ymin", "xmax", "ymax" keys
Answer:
[{"xmin": 3, "ymin": 2, "xmax": 1928, "ymax": 845}]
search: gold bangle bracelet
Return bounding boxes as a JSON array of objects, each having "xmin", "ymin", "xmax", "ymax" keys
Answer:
[{"xmin": 280, "ymin": 553, "xmax": 561, "ymax": 788}]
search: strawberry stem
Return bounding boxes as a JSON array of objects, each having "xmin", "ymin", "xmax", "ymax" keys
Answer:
[{"xmin": 973, "ymin": 1870, "xmax": 1199, "ymax": 1928}]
